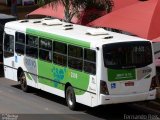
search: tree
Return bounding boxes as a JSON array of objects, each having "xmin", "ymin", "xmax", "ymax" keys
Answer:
[{"xmin": 37, "ymin": 0, "xmax": 114, "ymax": 22}]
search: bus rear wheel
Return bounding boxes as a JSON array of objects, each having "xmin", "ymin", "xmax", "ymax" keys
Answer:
[
  {"xmin": 65, "ymin": 86, "xmax": 77, "ymax": 110},
  {"xmin": 19, "ymin": 71, "xmax": 28, "ymax": 92}
]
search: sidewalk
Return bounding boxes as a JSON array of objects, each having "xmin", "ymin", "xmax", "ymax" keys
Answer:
[{"xmin": 0, "ymin": 4, "xmax": 38, "ymax": 19}]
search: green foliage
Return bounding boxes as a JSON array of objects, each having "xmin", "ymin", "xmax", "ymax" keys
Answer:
[{"xmin": 37, "ymin": 0, "xmax": 114, "ymax": 22}]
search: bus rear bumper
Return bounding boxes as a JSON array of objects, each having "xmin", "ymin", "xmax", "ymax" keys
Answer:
[{"xmin": 100, "ymin": 89, "xmax": 156, "ymax": 105}]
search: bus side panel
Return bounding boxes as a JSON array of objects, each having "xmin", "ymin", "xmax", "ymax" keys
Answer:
[
  {"xmin": 38, "ymin": 83, "xmax": 65, "ymax": 98},
  {"xmin": 37, "ymin": 60, "xmax": 96, "ymax": 107},
  {"xmin": 76, "ymin": 75, "xmax": 98, "ymax": 107},
  {"xmin": 22, "ymin": 57, "xmax": 39, "ymax": 88}
]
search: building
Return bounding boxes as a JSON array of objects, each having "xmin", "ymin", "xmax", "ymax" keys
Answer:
[{"xmin": 0, "ymin": 0, "xmax": 36, "ymax": 6}]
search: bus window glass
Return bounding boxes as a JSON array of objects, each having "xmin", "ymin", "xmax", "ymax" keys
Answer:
[
  {"xmin": 15, "ymin": 32, "xmax": 25, "ymax": 55},
  {"xmin": 26, "ymin": 46, "xmax": 38, "ymax": 58},
  {"xmin": 103, "ymin": 41, "xmax": 152, "ymax": 69},
  {"xmin": 15, "ymin": 43, "xmax": 25, "ymax": 55},
  {"xmin": 68, "ymin": 45, "xmax": 83, "ymax": 58},
  {"xmin": 39, "ymin": 49, "xmax": 52, "ymax": 62},
  {"xmin": 16, "ymin": 32, "xmax": 25, "ymax": 44},
  {"xmin": 84, "ymin": 49, "xmax": 96, "ymax": 62},
  {"xmin": 26, "ymin": 35, "xmax": 38, "ymax": 47},
  {"xmin": 84, "ymin": 62, "xmax": 96, "ymax": 75},
  {"xmin": 39, "ymin": 38, "xmax": 52, "ymax": 50},
  {"xmin": 53, "ymin": 53, "xmax": 67, "ymax": 66},
  {"xmin": 53, "ymin": 41, "xmax": 67, "ymax": 66},
  {"xmin": 4, "ymin": 34, "xmax": 14, "ymax": 53},
  {"xmin": 53, "ymin": 41, "xmax": 67, "ymax": 54},
  {"xmin": 84, "ymin": 49, "xmax": 96, "ymax": 75},
  {"xmin": 26, "ymin": 34, "xmax": 38, "ymax": 58},
  {"xmin": 68, "ymin": 45, "xmax": 83, "ymax": 71},
  {"xmin": 39, "ymin": 38, "xmax": 52, "ymax": 62},
  {"xmin": 68, "ymin": 57, "xmax": 83, "ymax": 71}
]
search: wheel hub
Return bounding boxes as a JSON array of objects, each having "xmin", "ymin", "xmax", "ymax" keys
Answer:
[{"xmin": 68, "ymin": 92, "xmax": 73, "ymax": 106}]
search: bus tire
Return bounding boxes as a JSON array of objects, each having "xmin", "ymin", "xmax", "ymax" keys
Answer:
[
  {"xmin": 65, "ymin": 86, "xmax": 77, "ymax": 110},
  {"xmin": 19, "ymin": 71, "xmax": 28, "ymax": 92}
]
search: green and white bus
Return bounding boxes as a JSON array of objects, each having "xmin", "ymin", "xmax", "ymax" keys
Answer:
[{"xmin": 3, "ymin": 18, "xmax": 156, "ymax": 110}]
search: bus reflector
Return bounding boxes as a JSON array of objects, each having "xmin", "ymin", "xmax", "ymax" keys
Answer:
[
  {"xmin": 100, "ymin": 80, "xmax": 109, "ymax": 95},
  {"xmin": 150, "ymin": 76, "xmax": 157, "ymax": 91}
]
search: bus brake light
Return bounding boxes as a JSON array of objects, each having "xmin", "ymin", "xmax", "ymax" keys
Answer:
[
  {"xmin": 100, "ymin": 80, "xmax": 109, "ymax": 95},
  {"xmin": 150, "ymin": 76, "xmax": 157, "ymax": 91}
]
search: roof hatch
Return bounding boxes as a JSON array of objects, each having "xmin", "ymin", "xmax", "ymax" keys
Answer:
[
  {"xmin": 86, "ymin": 28, "xmax": 109, "ymax": 36},
  {"xmin": 63, "ymin": 24, "xmax": 74, "ymax": 30},
  {"xmin": 42, "ymin": 19, "xmax": 62, "ymax": 26}
]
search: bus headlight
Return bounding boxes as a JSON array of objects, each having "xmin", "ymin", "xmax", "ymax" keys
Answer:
[
  {"xmin": 150, "ymin": 76, "xmax": 158, "ymax": 91},
  {"xmin": 100, "ymin": 80, "xmax": 109, "ymax": 95}
]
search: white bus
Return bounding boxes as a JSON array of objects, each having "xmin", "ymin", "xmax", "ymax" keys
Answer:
[{"xmin": 3, "ymin": 18, "xmax": 156, "ymax": 110}]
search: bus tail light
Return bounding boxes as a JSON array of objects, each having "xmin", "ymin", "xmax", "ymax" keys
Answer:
[
  {"xmin": 100, "ymin": 80, "xmax": 109, "ymax": 95},
  {"xmin": 149, "ymin": 76, "xmax": 158, "ymax": 91}
]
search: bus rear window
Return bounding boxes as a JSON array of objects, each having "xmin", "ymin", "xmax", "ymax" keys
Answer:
[{"xmin": 103, "ymin": 41, "xmax": 153, "ymax": 69}]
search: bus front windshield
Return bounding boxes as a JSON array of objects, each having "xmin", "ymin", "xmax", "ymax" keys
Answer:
[{"xmin": 103, "ymin": 41, "xmax": 153, "ymax": 69}]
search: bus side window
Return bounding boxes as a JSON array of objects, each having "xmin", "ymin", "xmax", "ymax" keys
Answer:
[
  {"xmin": 26, "ymin": 34, "xmax": 38, "ymax": 58},
  {"xmin": 4, "ymin": 34, "xmax": 14, "ymax": 58},
  {"xmin": 68, "ymin": 45, "xmax": 83, "ymax": 71},
  {"xmin": 84, "ymin": 49, "xmax": 96, "ymax": 75},
  {"xmin": 39, "ymin": 38, "xmax": 52, "ymax": 62},
  {"xmin": 15, "ymin": 32, "xmax": 25, "ymax": 55},
  {"xmin": 53, "ymin": 41, "xmax": 67, "ymax": 66}
]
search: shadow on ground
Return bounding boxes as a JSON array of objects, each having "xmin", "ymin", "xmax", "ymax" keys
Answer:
[{"xmin": 11, "ymin": 84, "xmax": 152, "ymax": 120}]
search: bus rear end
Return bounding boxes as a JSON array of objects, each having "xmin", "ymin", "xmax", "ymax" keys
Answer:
[{"xmin": 100, "ymin": 41, "xmax": 156, "ymax": 105}]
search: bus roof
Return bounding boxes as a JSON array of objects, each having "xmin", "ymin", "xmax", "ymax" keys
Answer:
[{"xmin": 5, "ymin": 18, "xmax": 149, "ymax": 48}]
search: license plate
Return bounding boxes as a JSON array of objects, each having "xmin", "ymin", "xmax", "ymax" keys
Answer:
[{"xmin": 125, "ymin": 81, "xmax": 134, "ymax": 86}]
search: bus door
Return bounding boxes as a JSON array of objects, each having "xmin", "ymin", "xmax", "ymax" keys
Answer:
[{"xmin": 3, "ymin": 28, "xmax": 16, "ymax": 81}]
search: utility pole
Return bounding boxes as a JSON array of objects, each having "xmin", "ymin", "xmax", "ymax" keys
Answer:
[{"xmin": 11, "ymin": 0, "xmax": 17, "ymax": 18}]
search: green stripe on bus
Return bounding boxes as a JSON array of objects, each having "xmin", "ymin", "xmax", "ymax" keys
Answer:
[
  {"xmin": 38, "ymin": 60, "xmax": 90, "ymax": 95},
  {"xmin": 26, "ymin": 28, "xmax": 90, "ymax": 48},
  {"xmin": 108, "ymin": 69, "xmax": 136, "ymax": 81}
]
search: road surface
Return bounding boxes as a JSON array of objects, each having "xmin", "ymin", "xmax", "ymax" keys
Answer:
[{"xmin": 0, "ymin": 78, "xmax": 159, "ymax": 120}]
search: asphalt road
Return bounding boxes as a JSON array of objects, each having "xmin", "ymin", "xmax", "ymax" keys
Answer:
[{"xmin": 0, "ymin": 77, "xmax": 159, "ymax": 120}]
